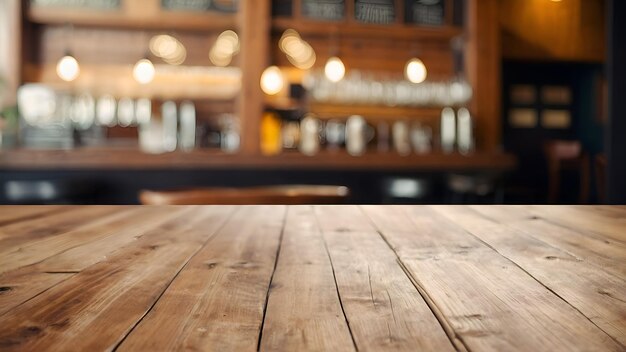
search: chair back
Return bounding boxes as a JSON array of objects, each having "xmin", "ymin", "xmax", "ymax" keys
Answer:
[{"xmin": 139, "ymin": 185, "xmax": 350, "ymax": 205}]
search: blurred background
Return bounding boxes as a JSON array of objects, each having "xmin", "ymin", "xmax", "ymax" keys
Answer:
[{"xmin": 0, "ymin": 0, "xmax": 624, "ymax": 205}]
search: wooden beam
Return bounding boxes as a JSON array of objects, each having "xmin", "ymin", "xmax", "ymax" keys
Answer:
[
  {"xmin": 0, "ymin": 0, "xmax": 21, "ymax": 107},
  {"xmin": 465, "ymin": 0, "xmax": 501, "ymax": 152},
  {"xmin": 237, "ymin": 0, "xmax": 270, "ymax": 155}
]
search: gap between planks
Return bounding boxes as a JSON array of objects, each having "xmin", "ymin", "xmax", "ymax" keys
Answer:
[
  {"xmin": 111, "ymin": 206, "xmax": 238, "ymax": 351},
  {"xmin": 356, "ymin": 205, "xmax": 469, "ymax": 352}
]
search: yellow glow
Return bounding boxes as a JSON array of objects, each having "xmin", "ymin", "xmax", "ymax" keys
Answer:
[
  {"xmin": 260, "ymin": 66, "xmax": 284, "ymax": 95},
  {"xmin": 324, "ymin": 56, "xmax": 345, "ymax": 82},
  {"xmin": 56, "ymin": 55, "xmax": 80, "ymax": 82},
  {"xmin": 133, "ymin": 59, "xmax": 155, "ymax": 84},
  {"xmin": 405, "ymin": 58, "xmax": 427, "ymax": 84}
]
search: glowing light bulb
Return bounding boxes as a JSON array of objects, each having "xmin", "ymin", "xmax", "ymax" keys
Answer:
[
  {"xmin": 133, "ymin": 58, "xmax": 155, "ymax": 84},
  {"xmin": 405, "ymin": 58, "xmax": 427, "ymax": 84},
  {"xmin": 324, "ymin": 56, "xmax": 345, "ymax": 83},
  {"xmin": 56, "ymin": 55, "xmax": 80, "ymax": 82},
  {"xmin": 260, "ymin": 66, "xmax": 284, "ymax": 95}
]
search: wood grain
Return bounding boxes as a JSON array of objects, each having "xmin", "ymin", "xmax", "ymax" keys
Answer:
[
  {"xmin": 0, "ymin": 206, "xmax": 68, "ymax": 227},
  {"xmin": 0, "ymin": 206, "xmax": 233, "ymax": 351},
  {"xmin": 118, "ymin": 206, "xmax": 284, "ymax": 351},
  {"xmin": 260, "ymin": 205, "xmax": 355, "ymax": 351},
  {"xmin": 315, "ymin": 206, "xmax": 456, "ymax": 351},
  {"xmin": 362, "ymin": 205, "xmax": 623, "ymax": 351},
  {"xmin": 0, "ymin": 205, "xmax": 624, "ymax": 351},
  {"xmin": 0, "ymin": 207, "xmax": 189, "ymax": 316},
  {"xmin": 432, "ymin": 205, "xmax": 626, "ymax": 347},
  {"xmin": 0, "ymin": 206, "xmax": 147, "ymax": 274}
]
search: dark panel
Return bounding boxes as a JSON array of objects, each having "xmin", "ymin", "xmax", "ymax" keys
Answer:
[{"xmin": 606, "ymin": 0, "xmax": 626, "ymax": 203}]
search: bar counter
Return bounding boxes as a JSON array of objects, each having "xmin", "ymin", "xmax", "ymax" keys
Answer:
[
  {"xmin": 0, "ymin": 205, "xmax": 623, "ymax": 351},
  {"xmin": 0, "ymin": 147, "xmax": 516, "ymax": 171}
]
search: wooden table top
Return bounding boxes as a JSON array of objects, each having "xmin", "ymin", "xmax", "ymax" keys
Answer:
[{"xmin": 0, "ymin": 205, "xmax": 624, "ymax": 351}]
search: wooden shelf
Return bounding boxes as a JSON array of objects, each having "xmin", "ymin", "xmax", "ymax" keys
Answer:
[
  {"xmin": 22, "ymin": 63, "xmax": 241, "ymax": 100},
  {"xmin": 307, "ymin": 103, "xmax": 443, "ymax": 120},
  {"xmin": 28, "ymin": 5, "xmax": 237, "ymax": 31},
  {"xmin": 0, "ymin": 147, "xmax": 516, "ymax": 171},
  {"xmin": 272, "ymin": 17, "xmax": 463, "ymax": 41}
]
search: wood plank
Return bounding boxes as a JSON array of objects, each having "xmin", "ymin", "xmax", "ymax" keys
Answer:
[
  {"xmin": 432, "ymin": 205, "xmax": 626, "ymax": 347},
  {"xmin": 0, "ymin": 206, "xmax": 233, "ymax": 351},
  {"xmin": 470, "ymin": 205, "xmax": 626, "ymax": 278},
  {"xmin": 0, "ymin": 206, "xmax": 68, "ymax": 227},
  {"xmin": 362, "ymin": 205, "xmax": 622, "ymax": 351},
  {"xmin": 0, "ymin": 206, "xmax": 152, "ymax": 274},
  {"xmin": 260, "ymin": 205, "xmax": 356, "ymax": 351},
  {"xmin": 528, "ymin": 206, "xmax": 626, "ymax": 244},
  {"xmin": 0, "ymin": 207, "xmax": 191, "ymax": 316},
  {"xmin": 117, "ymin": 205, "xmax": 285, "ymax": 351},
  {"xmin": 315, "ymin": 206, "xmax": 456, "ymax": 351},
  {"xmin": 0, "ymin": 206, "xmax": 125, "ymax": 252}
]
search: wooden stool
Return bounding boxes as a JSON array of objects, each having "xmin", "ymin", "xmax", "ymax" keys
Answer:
[
  {"xmin": 139, "ymin": 185, "xmax": 350, "ymax": 205},
  {"xmin": 544, "ymin": 140, "xmax": 589, "ymax": 204}
]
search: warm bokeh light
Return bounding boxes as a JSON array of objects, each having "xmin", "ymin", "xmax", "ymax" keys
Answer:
[
  {"xmin": 133, "ymin": 58, "xmax": 155, "ymax": 84},
  {"xmin": 279, "ymin": 29, "xmax": 316, "ymax": 70},
  {"xmin": 324, "ymin": 56, "xmax": 345, "ymax": 82},
  {"xmin": 149, "ymin": 34, "xmax": 187, "ymax": 65},
  {"xmin": 209, "ymin": 30, "xmax": 240, "ymax": 67},
  {"xmin": 260, "ymin": 65, "xmax": 284, "ymax": 95},
  {"xmin": 56, "ymin": 54, "xmax": 80, "ymax": 82},
  {"xmin": 405, "ymin": 58, "xmax": 427, "ymax": 84}
]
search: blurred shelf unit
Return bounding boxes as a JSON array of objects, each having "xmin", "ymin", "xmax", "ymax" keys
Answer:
[
  {"xmin": 8, "ymin": 0, "xmax": 504, "ymax": 164},
  {"xmin": 27, "ymin": 0, "xmax": 238, "ymax": 31}
]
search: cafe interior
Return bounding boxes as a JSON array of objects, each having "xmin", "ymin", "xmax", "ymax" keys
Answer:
[{"xmin": 0, "ymin": 0, "xmax": 624, "ymax": 205}]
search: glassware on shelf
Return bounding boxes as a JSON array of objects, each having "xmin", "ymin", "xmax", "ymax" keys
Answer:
[
  {"xmin": 179, "ymin": 100, "xmax": 196, "ymax": 152},
  {"xmin": 135, "ymin": 98, "xmax": 152, "ymax": 126},
  {"xmin": 302, "ymin": 0, "xmax": 345, "ymax": 21},
  {"xmin": 345, "ymin": 115, "xmax": 367, "ymax": 156},
  {"xmin": 117, "ymin": 98, "xmax": 135, "ymax": 127},
  {"xmin": 282, "ymin": 121, "xmax": 300, "ymax": 150},
  {"xmin": 440, "ymin": 107, "xmax": 456, "ymax": 154},
  {"xmin": 96, "ymin": 95, "xmax": 117, "ymax": 127},
  {"xmin": 356, "ymin": 0, "xmax": 395, "ymax": 24},
  {"xmin": 456, "ymin": 107, "xmax": 474, "ymax": 155},
  {"xmin": 219, "ymin": 113, "xmax": 239, "ymax": 153},
  {"xmin": 410, "ymin": 122, "xmax": 432, "ymax": 154},
  {"xmin": 161, "ymin": 100, "xmax": 178, "ymax": 152},
  {"xmin": 261, "ymin": 111, "xmax": 282, "ymax": 155},
  {"xmin": 305, "ymin": 70, "xmax": 472, "ymax": 107},
  {"xmin": 392, "ymin": 120, "xmax": 411, "ymax": 155},
  {"xmin": 299, "ymin": 113, "xmax": 320, "ymax": 156},
  {"xmin": 325, "ymin": 119, "xmax": 345, "ymax": 151}
]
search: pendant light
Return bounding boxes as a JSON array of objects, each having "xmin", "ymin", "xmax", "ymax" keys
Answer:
[
  {"xmin": 324, "ymin": 32, "xmax": 345, "ymax": 82},
  {"xmin": 56, "ymin": 24, "xmax": 79, "ymax": 82},
  {"xmin": 325, "ymin": 56, "xmax": 345, "ymax": 83},
  {"xmin": 260, "ymin": 65, "xmax": 284, "ymax": 95},
  {"xmin": 405, "ymin": 43, "xmax": 427, "ymax": 84},
  {"xmin": 133, "ymin": 57, "xmax": 155, "ymax": 84},
  {"xmin": 57, "ymin": 52, "xmax": 80, "ymax": 82},
  {"xmin": 405, "ymin": 58, "xmax": 427, "ymax": 84}
]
